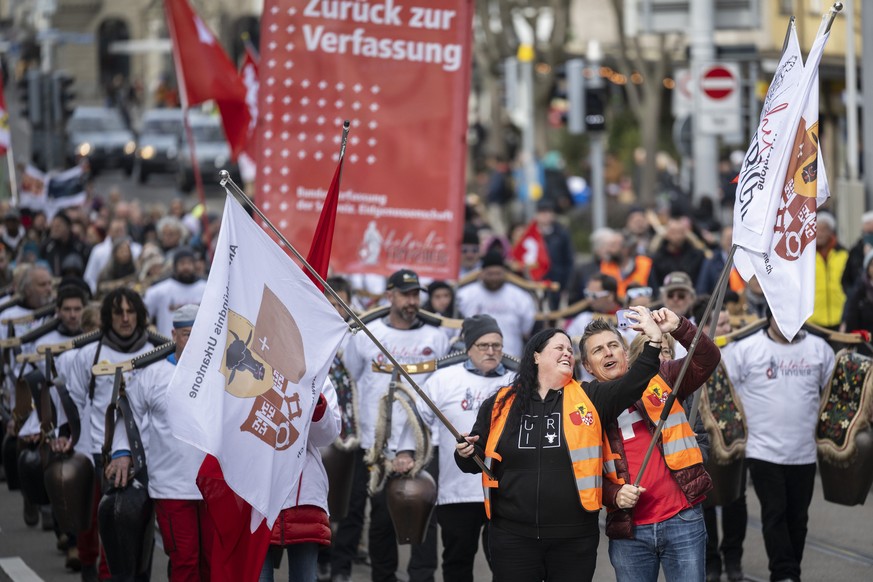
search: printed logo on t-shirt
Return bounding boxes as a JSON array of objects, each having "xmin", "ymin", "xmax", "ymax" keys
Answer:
[
  {"xmin": 766, "ymin": 356, "xmax": 818, "ymax": 380},
  {"xmin": 519, "ymin": 413, "xmax": 561, "ymax": 449},
  {"xmin": 460, "ymin": 387, "xmax": 488, "ymax": 412}
]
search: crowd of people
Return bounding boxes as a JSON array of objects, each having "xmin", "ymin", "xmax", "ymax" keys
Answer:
[{"xmin": 0, "ymin": 186, "xmax": 869, "ymax": 582}]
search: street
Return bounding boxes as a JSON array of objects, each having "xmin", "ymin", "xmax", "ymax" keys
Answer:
[{"xmin": 1, "ymin": 470, "xmax": 872, "ymax": 581}]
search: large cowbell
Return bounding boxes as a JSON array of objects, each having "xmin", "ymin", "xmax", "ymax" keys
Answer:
[
  {"xmin": 44, "ymin": 451, "xmax": 95, "ymax": 532},
  {"xmin": 98, "ymin": 481, "xmax": 154, "ymax": 578},
  {"xmin": 385, "ymin": 470, "xmax": 437, "ymax": 545},
  {"xmin": 17, "ymin": 445, "xmax": 50, "ymax": 505}
]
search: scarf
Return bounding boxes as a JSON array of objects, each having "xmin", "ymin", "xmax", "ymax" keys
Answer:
[{"xmin": 103, "ymin": 327, "xmax": 148, "ymax": 353}]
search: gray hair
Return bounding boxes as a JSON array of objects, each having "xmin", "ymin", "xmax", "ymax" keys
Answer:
[
  {"xmin": 18, "ymin": 264, "xmax": 51, "ymax": 294},
  {"xmin": 590, "ymin": 227, "xmax": 618, "ymax": 252},
  {"xmin": 817, "ymin": 211, "xmax": 836, "ymax": 232},
  {"xmin": 862, "ymin": 211, "xmax": 873, "ymax": 226},
  {"xmin": 156, "ymin": 216, "xmax": 189, "ymax": 241}
]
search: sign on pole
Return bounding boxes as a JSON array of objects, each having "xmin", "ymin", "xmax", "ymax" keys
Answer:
[{"xmin": 696, "ymin": 62, "xmax": 742, "ymax": 136}]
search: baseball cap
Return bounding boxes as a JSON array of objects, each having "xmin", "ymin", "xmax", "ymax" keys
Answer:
[
  {"xmin": 662, "ymin": 271, "xmax": 694, "ymax": 294},
  {"xmin": 386, "ymin": 269, "xmax": 425, "ymax": 293}
]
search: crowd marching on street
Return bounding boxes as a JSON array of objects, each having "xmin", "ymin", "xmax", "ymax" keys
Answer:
[{"xmin": 0, "ymin": 172, "xmax": 871, "ymax": 582}]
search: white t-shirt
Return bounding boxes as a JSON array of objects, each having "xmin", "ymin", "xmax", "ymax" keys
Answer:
[
  {"xmin": 343, "ymin": 318, "xmax": 449, "ymax": 450},
  {"xmin": 143, "ymin": 277, "xmax": 207, "ymax": 337},
  {"xmin": 455, "ymin": 282, "xmax": 536, "ymax": 358},
  {"xmin": 399, "ymin": 362, "xmax": 514, "ymax": 505},
  {"xmin": 723, "ymin": 329, "xmax": 835, "ymax": 465}
]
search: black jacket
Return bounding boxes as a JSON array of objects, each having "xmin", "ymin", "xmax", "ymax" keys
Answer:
[{"xmin": 455, "ymin": 343, "xmax": 662, "ymax": 538}]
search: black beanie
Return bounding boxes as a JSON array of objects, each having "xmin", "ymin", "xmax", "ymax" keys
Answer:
[
  {"xmin": 480, "ymin": 250, "xmax": 505, "ymax": 269},
  {"xmin": 462, "ymin": 314, "xmax": 502, "ymax": 351}
]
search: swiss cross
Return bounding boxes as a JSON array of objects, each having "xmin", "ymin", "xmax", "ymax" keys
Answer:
[
  {"xmin": 618, "ymin": 408, "xmax": 644, "ymax": 441},
  {"xmin": 259, "ymin": 335, "xmax": 270, "ymax": 352}
]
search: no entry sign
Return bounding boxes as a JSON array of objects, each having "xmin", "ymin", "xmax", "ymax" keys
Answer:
[
  {"xmin": 696, "ymin": 62, "xmax": 741, "ymax": 136},
  {"xmin": 701, "ymin": 65, "xmax": 737, "ymax": 100}
]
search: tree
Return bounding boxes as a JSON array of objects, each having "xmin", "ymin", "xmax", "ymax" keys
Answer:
[
  {"xmin": 472, "ymin": 0, "xmax": 574, "ymax": 159},
  {"xmin": 609, "ymin": 0, "xmax": 681, "ymax": 207}
]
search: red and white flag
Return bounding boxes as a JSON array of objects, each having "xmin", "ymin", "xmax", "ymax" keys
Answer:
[
  {"xmin": 168, "ymin": 196, "xmax": 348, "ymax": 580},
  {"xmin": 238, "ymin": 42, "xmax": 260, "ymax": 183},
  {"xmin": 733, "ymin": 19, "xmax": 832, "ymax": 339},
  {"xmin": 164, "ymin": 0, "xmax": 250, "ymax": 159},
  {"xmin": 305, "ymin": 127, "xmax": 348, "ymax": 290},
  {"xmin": 0, "ymin": 74, "xmax": 9, "ymax": 155},
  {"xmin": 510, "ymin": 221, "xmax": 551, "ymax": 281}
]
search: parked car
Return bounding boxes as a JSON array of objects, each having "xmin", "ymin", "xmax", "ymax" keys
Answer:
[
  {"xmin": 176, "ymin": 114, "xmax": 240, "ymax": 193},
  {"xmin": 136, "ymin": 108, "xmax": 184, "ymax": 183},
  {"xmin": 66, "ymin": 107, "xmax": 136, "ymax": 174}
]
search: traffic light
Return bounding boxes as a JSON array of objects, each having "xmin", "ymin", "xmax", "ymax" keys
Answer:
[
  {"xmin": 52, "ymin": 72, "xmax": 75, "ymax": 126},
  {"xmin": 584, "ymin": 86, "xmax": 607, "ymax": 132},
  {"xmin": 17, "ymin": 70, "xmax": 44, "ymax": 127}
]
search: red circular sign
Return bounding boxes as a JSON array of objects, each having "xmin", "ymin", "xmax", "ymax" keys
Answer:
[{"xmin": 701, "ymin": 66, "xmax": 736, "ymax": 100}]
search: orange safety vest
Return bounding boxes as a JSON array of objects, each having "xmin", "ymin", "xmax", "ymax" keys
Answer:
[
  {"xmin": 600, "ymin": 256, "xmax": 653, "ymax": 298},
  {"xmin": 628, "ymin": 374, "xmax": 702, "ymax": 471},
  {"xmin": 729, "ymin": 268, "xmax": 746, "ymax": 293},
  {"xmin": 482, "ymin": 381, "xmax": 604, "ymax": 517}
]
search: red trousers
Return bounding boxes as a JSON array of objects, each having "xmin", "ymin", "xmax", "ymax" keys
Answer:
[
  {"xmin": 154, "ymin": 498, "xmax": 215, "ymax": 582},
  {"xmin": 77, "ymin": 476, "xmax": 111, "ymax": 580}
]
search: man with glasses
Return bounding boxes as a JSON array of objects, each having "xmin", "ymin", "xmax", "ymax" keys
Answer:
[
  {"xmin": 658, "ymin": 272, "xmax": 696, "ymax": 358},
  {"xmin": 566, "ymin": 273, "xmax": 625, "ymax": 340},
  {"xmin": 397, "ymin": 314, "xmax": 513, "ymax": 582}
]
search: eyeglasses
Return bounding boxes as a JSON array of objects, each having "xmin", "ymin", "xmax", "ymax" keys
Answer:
[
  {"xmin": 666, "ymin": 290, "xmax": 690, "ymax": 300},
  {"xmin": 473, "ymin": 342, "xmax": 503, "ymax": 352},
  {"xmin": 626, "ymin": 286, "xmax": 653, "ymax": 300},
  {"xmin": 584, "ymin": 290, "xmax": 611, "ymax": 300}
]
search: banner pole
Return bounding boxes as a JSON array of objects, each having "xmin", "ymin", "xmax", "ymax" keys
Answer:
[
  {"xmin": 5, "ymin": 151, "xmax": 18, "ymax": 207},
  {"xmin": 218, "ymin": 170, "xmax": 495, "ymax": 480},
  {"xmin": 633, "ymin": 244, "xmax": 738, "ymax": 487}
]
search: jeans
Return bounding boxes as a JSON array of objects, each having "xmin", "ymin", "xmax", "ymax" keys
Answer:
[
  {"xmin": 259, "ymin": 543, "xmax": 319, "ymax": 582},
  {"xmin": 609, "ymin": 504, "xmax": 707, "ymax": 582},
  {"xmin": 747, "ymin": 460, "xmax": 815, "ymax": 582}
]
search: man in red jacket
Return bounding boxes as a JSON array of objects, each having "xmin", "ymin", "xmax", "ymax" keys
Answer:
[{"xmin": 579, "ymin": 314, "xmax": 719, "ymax": 581}]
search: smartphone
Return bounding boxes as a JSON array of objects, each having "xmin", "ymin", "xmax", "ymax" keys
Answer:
[{"xmin": 615, "ymin": 309, "xmax": 635, "ymax": 329}]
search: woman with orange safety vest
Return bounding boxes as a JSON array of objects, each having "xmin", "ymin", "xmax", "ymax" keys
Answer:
[{"xmin": 455, "ymin": 306, "xmax": 679, "ymax": 582}]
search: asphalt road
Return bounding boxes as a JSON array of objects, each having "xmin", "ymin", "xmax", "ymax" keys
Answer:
[{"xmin": 1, "ymin": 469, "xmax": 872, "ymax": 581}]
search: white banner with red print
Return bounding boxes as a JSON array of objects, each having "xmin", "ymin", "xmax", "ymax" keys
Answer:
[{"xmin": 255, "ymin": 0, "xmax": 473, "ymax": 279}]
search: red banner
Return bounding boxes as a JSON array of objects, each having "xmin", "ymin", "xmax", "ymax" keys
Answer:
[{"xmin": 257, "ymin": 0, "xmax": 473, "ymax": 279}]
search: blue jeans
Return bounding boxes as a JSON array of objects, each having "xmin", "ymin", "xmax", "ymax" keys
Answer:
[
  {"xmin": 609, "ymin": 504, "xmax": 706, "ymax": 582},
  {"xmin": 259, "ymin": 543, "xmax": 319, "ymax": 582}
]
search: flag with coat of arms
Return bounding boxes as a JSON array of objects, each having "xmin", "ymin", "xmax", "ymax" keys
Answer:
[
  {"xmin": 167, "ymin": 195, "xmax": 348, "ymax": 580},
  {"xmin": 732, "ymin": 17, "xmax": 832, "ymax": 340}
]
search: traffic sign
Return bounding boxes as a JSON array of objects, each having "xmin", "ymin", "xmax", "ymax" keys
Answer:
[
  {"xmin": 701, "ymin": 65, "xmax": 737, "ymax": 100},
  {"xmin": 696, "ymin": 62, "xmax": 741, "ymax": 136}
]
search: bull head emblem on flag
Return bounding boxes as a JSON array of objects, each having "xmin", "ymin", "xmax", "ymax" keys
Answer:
[
  {"xmin": 225, "ymin": 329, "xmax": 266, "ymax": 384},
  {"xmin": 219, "ymin": 284, "xmax": 310, "ymax": 450}
]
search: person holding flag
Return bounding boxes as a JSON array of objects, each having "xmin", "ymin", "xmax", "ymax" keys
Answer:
[{"xmin": 579, "ymin": 312, "xmax": 717, "ymax": 582}]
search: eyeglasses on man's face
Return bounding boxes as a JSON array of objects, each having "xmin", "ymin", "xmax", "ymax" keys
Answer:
[
  {"xmin": 584, "ymin": 290, "xmax": 611, "ymax": 300},
  {"xmin": 626, "ymin": 286, "xmax": 652, "ymax": 300},
  {"xmin": 667, "ymin": 290, "xmax": 690, "ymax": 300},
  {"xmin": 473, "ymin": 342, "xmax": 503, "ymax": 352}
]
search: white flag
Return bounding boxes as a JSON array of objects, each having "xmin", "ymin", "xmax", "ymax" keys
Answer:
[
  {"xmin": 168, "ymin": 195, "xmax": 348, "ymax": 526},
  {"xmin": 732, "ymin": 25, "xmax": 803, "ymax": 253},
  {"xmin": 733, "ymin": 24, "xmax": 831, "ymax": 340}
]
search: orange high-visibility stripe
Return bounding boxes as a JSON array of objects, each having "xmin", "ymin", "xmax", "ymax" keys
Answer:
[
  {"xmin": 638, "ymin": 375, "xmax": 703, "ymax": 470},
  {"xmin": 482, "ymin": 380, "xmax": 605, "ymax": 517}
]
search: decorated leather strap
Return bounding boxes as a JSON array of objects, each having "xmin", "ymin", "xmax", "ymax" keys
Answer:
[
  {"xmin": 371, "ymin": 360, "xmax": 436, "ymax": 375},
  {"xmin": 101, "ymin": 368, "xmax": 148, "ymax": 487}
]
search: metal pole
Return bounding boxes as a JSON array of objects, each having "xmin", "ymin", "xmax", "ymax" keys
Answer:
[
  {"xmin": 218, "ymin": 171, "xmax": 496, "ymax": 480},
  {"xmin": 588, "ymin": 40, "xmax": 606, "ymax": 231},
  {"xmin": 845, "ymin": 1, "xmax": 859, "ymax": 181},
  {"xmin": 690, "ymin": 0, "xmax": 719, "ymax": 205},
  {"xmin": 5, "ymin": 152, "xmax": 18, "ymax": 207},
  {"xmin": 863, "ymin": 1, "xmax": 873, "ymax": 207},
  {"xmin": 634, "ymin": 244, "xmax": 738, "ymax": 486},
  {"xmin": 518, "ymin": 43, "xmax": 538, "ymax": 220}
]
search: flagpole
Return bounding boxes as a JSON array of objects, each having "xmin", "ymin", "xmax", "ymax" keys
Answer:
[
  {"xmin": 219, "ymin": 170, "xmax": 496, "ymax": 480},
  {"xmin": 5, "ymin": 151, "xmax": 17, "ymax": 207},
  {"xmin": 632, "ymin": 244, "xmax": 738, "ymax": 487},
  {"xmin": 165, "ymin": 0, "xmax": 212, "ymax": 255}
]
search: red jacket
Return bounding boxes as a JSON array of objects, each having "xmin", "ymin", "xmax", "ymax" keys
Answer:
[{"xmin": 602, "ymin": 318, "xmax": 719, "ymax": 539}]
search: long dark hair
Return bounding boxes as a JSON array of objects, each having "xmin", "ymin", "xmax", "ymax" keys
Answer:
[
  {"xmin": 495, "ymin": 328, "xmax": 572, "ymax": 429},
  {"xmin": 100, "ymin": 287, "xmax": 149, "ymax": 333}
]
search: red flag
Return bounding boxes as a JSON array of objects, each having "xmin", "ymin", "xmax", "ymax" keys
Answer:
[
  {"xmin": 0, "ymin": 74, "xmax": 10, "ymax": 155},
  {"xmin": 197, "ymin": 455, "xmax": 271, "ymax": 582},
  {"xmin": 510, "ymin": 221, "xmax": 551, "ymax": 281},
  {"xmin": 164, "ymin": 0, "xmax": 250, "ymax": 159},
  {"xmin": 305, "ymin": 127, "xmax": 348, "ymax": 290}
]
